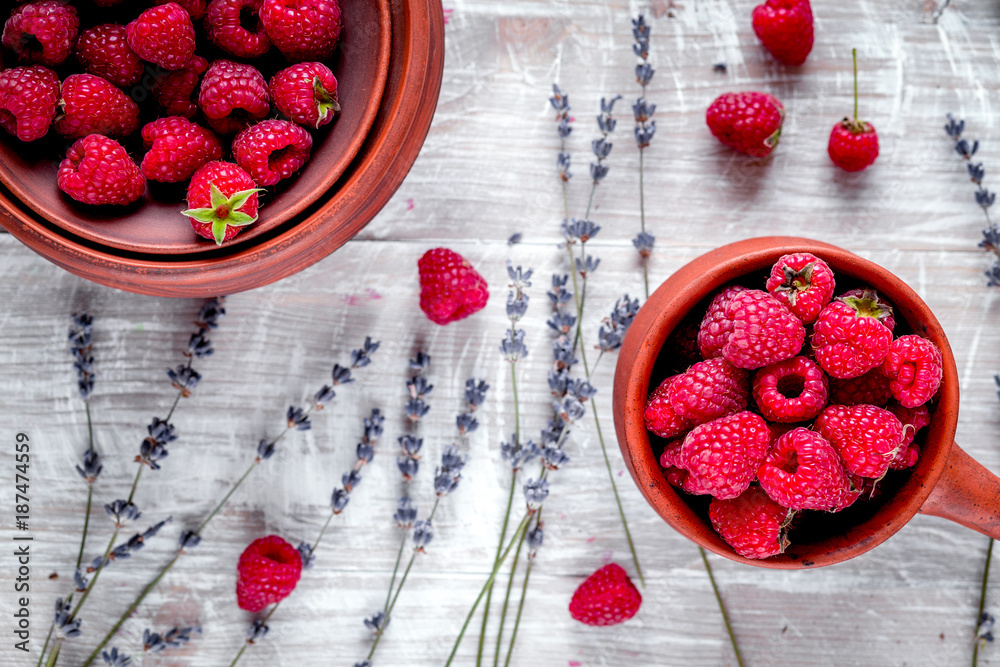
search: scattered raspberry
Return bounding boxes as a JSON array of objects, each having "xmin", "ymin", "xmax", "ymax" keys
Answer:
[
  {"xmin": 156, "ymin": 0, "xmax": 209, "ymax": 20},
  {"xmin": 182, "ymin": 161, "xmax": 262, "ymax": 245},
  {"xmin": 757, "ymin": 427, "xmax": 852, "ymax": 511},
  {"xmin": 2, "ymin": 0, "xmax": 78, "ymax": 67},
  {"xmin": 0, "ymin": 65, "xmax": 59, "ymax": 142},
  {"xmin": 752, "ymin": 356, "xmax": 829, "ymax": 423},
  {"xmin": 236, "ymin": 535, "xmax": 302, "ymax": 612},
  {"xmin": 812, "ymin": 289, "xmax": 894, "ymax": 379},
  {"xmin": 667, "ymin": 357, "xmax": 749, "ymax": 423},
  {"xmin": 568, "ymin": 563, "xmax": 641, "ymax": 627},
  {"xmin": 706, "ymin": 91, "xmax": 785, "ymax": 158},
  {"xmin": 126, "ymin": 3, "xmax": 197, "ymax": 71},
  {"xmin": 675, "ymin": 411, "xmax": 770, "ymax": 500},
  {"xmin": 709, "ymin": 486, "xmax": 792, "ymax": 559},
  {"xmin": 57, "ymin": 134, "xmax": 145, "ymax": 206},
  {"xmin": 722, "ymin": 289, "xmax": 806, "ymax": 370},
  {"xmin": 644, "ymin": 375, "xmax": 694, "ymax": 440},
  {"xmin": 269, "ymin": 61, "xmax": 340, "ymax": 129},
  {"xmin": 74, "ymin": 24, "xmax": 144, "ymax": 88},
  {"xmin": 829, "ymin": 49, "xmax": 879, "ymax": 172},
  {"xmin": 417, "ymin": 248, "xmax": 490, "ymax": 325},
  {"xmin": 697, "ymin": 285, "xmax": 748, "ymax": 359},
  {"xmin": 881, "ymin": 335, "xmax": 943, "ymax": 408},
  {"xmin": 206, "ymin": 0, "xmax": 271, "ymax": 59},
  {"xmin": 765, "ymin": 253, "xmax": 835, "ymax": 324},
  {"xmin": 54, "ymin": 74, "xmax": 140, "ymax": 140},
  {"xmin": 232, "ymin": 119, "xmax": 313, "ymax": 186},
  {"xmin": 828, "ymin": 369, "xmax": 892, "ymax": 406},
  {"xmin": 813, "ymin": 404, "xmax": 903, "ymax": 478},
  {"xmin": 198, "ymin": 59, "xmax": 271, "ymax": 135},
  {"xmin": 751, "ymin": 0, "xmax": 813, "ymax": 66},
  {"xmin": 260, "ymin": 0, "xmax": 342, "ymax": 62},
  {"xmin": 141, "ymin": 117, "xmax": 223, "ymax": 183},
  {"xmin": 152, "ymin": 55, "xmax": 209, "ymax": 119}
]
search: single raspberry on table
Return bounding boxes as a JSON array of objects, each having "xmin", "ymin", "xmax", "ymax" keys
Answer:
[
  {"xmin": 813, "ymin": 404, "xmax": 903, "ymax": 478},
  {"xmin": 57, "ymin": 134, "xmax": 145, "ymax": 207},
  {"xmin": 260, "ymin": 0, "xmax": 342, "ymax": 62},
  {"xmin": 417, "ymin": 248, "xmax": 489, "ymax": 325},
  {"xmin": 236, "ymin": 535, "xmax": 302, "ymax": 612},
  {"xmin": 232, "ymin": 119, "xmax": 313, "ymax": 187},
  {"xmin": 757, "ymin": 427, "xmax": 852, "ymax": 511},
  {"xmin": 765, "ymin": 252, "xmax": 835, "ymax": 324},
  {"xmin": 752, "ymin": 355, "xmax": 829, "ymax": 423},
  {"xmin": 182, "ymin": 161, "xmax": 263, "ymax": 245},
  {"xmin": 722, "ymin": 289, "xmax": 806, "ymax": 370},
  {"xmin": 156, "ymin": 0, "xmax": 209, "ymax": 20},
  {"xmin": 270, "ymin": 62, "xmax": 340, "ymax": 129},
  {"xmin": 54, "ymin": 74, "xmax": 140, "ymax": 140},
  {"xmin": 667, "ymin": 357, "xmax": 749, "ymax": 424},
  {"xmin": 706, "ymin": 91, "xmax": 785, "ymax": 158},
  {"xmin": 0, "ymin": 65, "xmax": 60, "ymax": 142},
  {"xmin": 644, "ymin": 375, "xmax": 694, "ymax": 440},
  {"xmin": 568, "ymin": 563, "xmax": 641, "ymax": 627},
  {"xmin": 75, "ymin": 24, "xmax": 144, "ymax": 88},
  {"xmin": 697, "ymin": 285, "xmax": 748, "ymax": 359},
  {"xmin": 141, "ymin": 117, "xmax": 223, "ymax": 183},
  {"xmin": 126, "ymin": 3, "xmax": 197, "ymax": 71},
  {"xmin": 198, "ymin": 59, "xmax": 271, "ymax": 135},
  {"xmin": 2, "ymin": 0, "xmax": 78, "ymax": 66},
  {"xmin": 152, "ymin": 55, "xmax": 209, "ymax": 119},
  {"xmin": 881, "ymin": 335, "xmax": 943, "ymax": 408},
  {"xmin": 206, "ymin": 0, "xmax": 271, "ymax": 59},
  {"xmin": 829, "ymin": 49, "xmax": 879, "ymax": 172},
  {"xmin": 812, "ymin": 289, "xmax": 894, "ymax": 379},
  {"xmin": 828, "ymin": 368, "xmax": 892, "ymax": 406},
  {"xmin": 709, "ymin": 486, "xmax": 793, "ymax": 559},
  {"xmin": 674, "ymin": 411, "xmax": 771, "ymax": 500},
  {"xmin": 752, "ymin": 0, "xmax": 813, "ymax": 66}
]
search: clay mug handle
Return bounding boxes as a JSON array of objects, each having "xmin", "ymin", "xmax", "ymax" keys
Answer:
[{"xmin": 919, "ymin": 443, "xmax": 1000, "ymax": 538}]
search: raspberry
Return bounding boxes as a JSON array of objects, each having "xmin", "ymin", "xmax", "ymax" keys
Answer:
[
  {"xmin": 126, "ymin": 3, "xmax": 197, "ymax": 71},
  {"xmin": 232, "ymin": 119, "xmax": 313, "ymax": 187},
  {"xmin": 236, "ymin": 535, "xmax": 302, "ymax": 612},
  {"xmin": 757, "ymin": 428, "xmax": 852, "ymax": 511},
  {"xmin": 675, "ymin": 411, "xmax": 770, "ymax": 500},
  {"xmin": 812, "ymin": 289, "xmax": 894, "ymax": 379},
  {"xmin": 722, "ymin": 289, "xmax": 806, "ymax": 370},
  {"xmin": 54, "ymin": 74, "xmax": 140, "ymax": 140},
  {"xmin": 644, "ymin": 375, "xmax": 694, "ymax": 440},
  {"xmin": 57, "ymin": 135, "xmax": 145, "ymax": 207},
  {"xmin": 260, "ymin": 0, "xmax": 342, "ymax": 62},
  {"xmin": 881, "ymin": 335, "xmax": 943, "ymax": 408},
  {"xmin": 74, "ymin": 24, "xmax": 144, "ymax": 88},
  {"xmin": 206, "ymin": 0, "xmax": 271, "ymax": 59},
  {"xmin": 813, "ymin": 404, "xmax": 903, "ymax": 478},
  {"xmin": 752, "ymin": 356, "xmax": 828, "ymax": 423},
  {"xmin": 828, "ymin": 368, "xmax": 892, "ymax": 406},
  {"xmin": 269, "ymin": 62, "xmax": 340, "ymax": 129},
  {"xmin": 838, "ymin": 288, "xmax": 896, "ymax": 331},
  {"xmin": 830, "ymin": 473, "xmax": 865, "ymax": 512},
  {"xmin": 2, "ymin": 1, "xmax": 78, "ymax": 67},
  {"xmin": 709, "ymin": 487, "xmax": 792, "ymax": 559},
  {"xmin": 765, "ymin": 253, "xmax": 835, "ymax": 324},
  {"xmin": 198, "ymin": 60, "xmax": 271, "ymax": 135},
  {"xmin": 887, "ymin": 401, "xmax": 928, "ymax": 470},
  {"xmin": 152, "ymin": 55, "xmax": 209, "ymax": 119},
  {"xmin": 667, "ymin": 357, "xmax": 749, "ymax": 423},
  {"xmin": 697, "ymin": 285, "xmax": 748, "ymax": 359},
  {"xmin": 829, "ymin": 49, "xmax": 879, "ymax": 172},
  {"xmin": 182, "ymin": 161, "xmax": 262, "ymax": 245},
  {"xmin": 751, "ymin": 0, "xmax": 813, "ymax": 66},
  {"xmin": 156, "ymin": 0, "xmax": 209, "ymax": 20},
  {"xmin": 568, "ymin": 563, "xmax": 641, "ymax": 627},
  {"xmin": 0, "ymin": 65, "xmax": 59, "ymax": 142},
  {"xmin": 706, "ymin": 91, "xmax": 784, "ymax": 158},
  {"xmin": 141, "ymin": 117, "xmax": 223, "ymax": 184},
  {"xmin": 661, "ymin": 441, "xmax": 714, "ymax": 495},
  {"xmin": 417, "ymin": 248, "xmax": 490, "ymax": 325}
]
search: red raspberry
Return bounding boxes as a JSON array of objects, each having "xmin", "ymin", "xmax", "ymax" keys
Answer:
[
  {"xmin": 709, "ymin": 486, "xmax": 792, "ymax": 559},
  {"xmin": 812, "ymin": 289, "xmax": 894, "ymax": 379},
  {"xmin": 0, "ymin": 65, "xmax": 59, "ymax": 142},
  {"xmin": 206, "ymin": 0, "xmax": 271, "ymax": 59},
  {"xmin": 765, "ymin": 253, "xmax": 835, "ymax": 324},
  {"xmin": 828, "ymin": 369, "xmax": 892, "ymax": 406},
  {"xmin": 232, "ymin": 119, "xmax": 313, "ymax": 187},
  {"xmin": 830, "ymin": 473, "xmax": 865, "ymax": 512},
  {"xmin": 661, "ymin": 441, "xmax": 714, "ymax": 495},
  {"xmin": 675, "ymin": 411, "xmax": 770, "ymax": 500},
  {"xmin": 260, "ymin": 0, "xmax": 342, "ymax": 62},
  {"xmin": 644, "ymin": 375, "xmax": 694, "ymax": 440},
  {"xmin": 887, "ymin": 402, "xmax": 928, "ymax": 470},
  {"xmin": 417, "ymin": 248, "xmax": 489, "ymax": 325},
  {"xmin": 141, "ymin": 117, "xmax": 223, "ymax": 183},
  {"xmin": 697, "ymin": 285, "xmax": 748, "ymax": 359},
  {"xmin": 706, "ymin": 91, "xmax": 784, "ymax": 158},
  {"xmin": 54, "ymin": 74, "xmax": 140, "ymax": 140},
  {"xmin": 156, "ymin": 0, "xmax": 209, "ymax": 20},
  {"xmin": 57, "ymin": 135, "xmax": 145, "ymax": 207},
  {"xmin": 74, "ymin": 24, "xmax": 144, "ymax": 88},
  {"xmin": 2, "ymin": 1, "xmax": 78, "ymax": 67},
  {"xmin": 152, "ymin": 55, "xmax": 209, "ymax": 119},
  {"xmin": 751, "ymin": 0, "xmax": 813, "ymax": 66},
  {"xmin": 568, "ymin": 563, "xmax": 641, "ymax": 627},
  {"xmin": 182, "ymin": 161, "xmax": 262, "ymax": 245},
  {"xmin": 838, "ymin": 288, "xmax": 896, "ymax": 331},
  {"xmin": 829, "ymin": 50, "xmax": 879, "ymax": 172},
  {"xmin": 881, "ymin": 335, "xmax": 943, "ymax": 408},
  {"xmin": 269, "ymin": 62, "xmax": 340, "ymax": 129},
  {"xmin": 667, "ymin": 357, "xmax": 749, "ymax": 423},
  {"xmin": 757, "ymin": 427, "xmax": 852, "ymax": 511},
  {"xmin": 236, "ymin": 535, "xmax": 302, "ymax": 612},
  {"xmin": 813, "ymin": 404, "xmax": 903, "ymax": 478},
  {"xmin": 126, "ymin": 3, "xmax": 197, "ymax": 71},
  {"xmin": 198, "ymin": 60, "xmax": 271, "ymax": 135},
  {"xmin": 752, "ymin": 356, "xmax": 828, "ymax": 423},
  {"xmin": 722, "ymin": 289, "xmax": 806, "ymax": 370}
]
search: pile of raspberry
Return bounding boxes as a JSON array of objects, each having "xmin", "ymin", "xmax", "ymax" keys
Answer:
[
  {"xmin": 0, "ymin": 0, "xmax": 343, "ymax": 245},
  {"xmin": 644, "ymin": 253, "xmax": 944, "ymax": 560}
]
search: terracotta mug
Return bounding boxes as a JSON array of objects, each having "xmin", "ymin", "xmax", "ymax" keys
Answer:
[{"xmin": 612, "ymin": 236, "xmax": 1000, "ymax": 569}]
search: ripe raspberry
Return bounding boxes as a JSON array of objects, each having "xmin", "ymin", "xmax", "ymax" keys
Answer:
[
  {"xmin": 206, "ymin": 0, "xmax": 271, "ymax": 59},
  {"xmin": 232, "ymin": 119, "xmax": 313, "ymax": 187},
  {"xmin": 881, "ymin": 335, "xmax": 943, "ymax": 408},
  {"xmin": 141, "ymin": 117, "xmax": 223, "ymax": 183},
  {"xmin": 887, "ymin": 403, "xmax": 928, "ymax": 470},
  {"xmin": 182, "ymin": 161, "xmax": 262, "ymax": 245},
  {"xmin": 2, "ymin": 1, "xmax": 78, "ymax": 67},
  {"xmin": 829, "ymin": 49, "xmax": 879, "ymax": 172},
  {"xmin": 675, "ymin": 411, "xmax": 770, "ymax": 500},
  {"xmin": 667, "ymin": 357, "xmax": 749, "ymax": 423},
  {"xmin": 751, "ymin": 0, "xmax": 813, "ymax": 66},
  {"xmin": 57, "ymin": 135, "xmax": 145, "ymax": 207},
  {"xmin": 74, "ymin": 24, "xmax": 144, "ymax": 88},
  {"xmin": 126, "ymin": 3, "xmax": 197, "ymax": 71},
  {"xmin": 752, "ymin": 356, "xmax": 828, "ymax": 423},
  {"xmin": 722, "ymin": 289, "xmax": 806, "ymax": 370},
  {"xmin": 709, "ymin": 487, "xmax": 792, "ymax": 559},
  {"xmin": 260, "ymin": 0, "xmax": 342, "ymax": 62},
  {"xmin": 269, "ymin": 62, "xmax": 340, "ymax": 129},
  {"xmin": 156, "ymin": 0, "xmax": 209, "ymax": 20},
  {"xmin": 828, "ymin": 368, "xmax": 892, "ymax": 406},
  {"xmin": 838, "ymin": 288, "xmax": 896, "ymax": 331},
  {"xmin": 757, "ymin": 428, "xmax": 852, "ymax": 511},
  {"xmin": 813, "ymin": 404, "xmax": 903, "ymax": 478},
  {"xmin": 812, "ymin": 289, "xmax": 894, "ymax": 379},
  {"xmin": 54, "ymin": 74, "xmax": 140, "ymax": 140},
  {"xmin": 198, "ymin": 60, "xmax": 270, "ymax": 135},
  {"xmin": 236, "ymin": 535, "xmax": 302, "ymax": 612},
  {"xmin": 697, "ymin": 285, "xmax": 748, "ymax": 359},
  {"xmin": 416, "ymin": 248, "xmax": 490, "ymax": 325},
  {"xmin": 661, "ymin": 441, "xmax": 714, "ymax": 495},
  {"xmin": 152, "ymin": 55, "xmax": 208, "ymax": 119},
  {"xmin": 765, "ymin": 253, "xmax": 835, "ymax": 324},
  {"xmin": 0, "ymin": 65, "xmax": 59, "ymax": 142},
  {"xmin": 706, "ymin": 91, "xmax": 785, "ymax": 158},
  {"xmin": 644, "ymin": 375, "xmax": 694, "ymax": 440},
  {"xmin": 568, "ymin": 563, "xmax": 641, "ymax": 627},
  {"xmin": 830, "ymin": 473, "xmax": 865, "ymax": 512}
]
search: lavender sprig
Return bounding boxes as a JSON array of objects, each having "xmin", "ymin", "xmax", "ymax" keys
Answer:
[
  {"xmin": 69, "ymin": 313, "xmax": 100, "ymax": 575},
  {"xmin": 143, "ymin": 625, "xmax": 200, "ymax": 653},
  {"xmin": 632, "ymin": 14, "xmax": 657, "ymax": 297}
]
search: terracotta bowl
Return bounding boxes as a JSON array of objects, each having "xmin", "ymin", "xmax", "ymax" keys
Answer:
[{"xmin": 613, "ymin": 236, "xmax": 1000, "ymax": 569}]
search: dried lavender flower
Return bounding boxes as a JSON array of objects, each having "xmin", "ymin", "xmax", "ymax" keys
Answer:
[
  {"xmin": 247, "ymin": 619, "xmax": 269, "ymax": 643},
  {"xmin": 105, "ymin": 500, "xmax": 141, "ymax": 527},
  {"xmin": 178, "ymin": 530, "xmax": 201, "ymax": 551},
  {"xmin": 405, "ymin": 397, "xmax": 431, "ymax": 421},
  {"xmin": 523, "ymin": 478, "xmax": 550, "ymax": 510},
  {"xmin": 394, "ymin": 497, "xmax": 418, "ymax": 528},
  {"xmin": 286, "ymin": 406, "xmax": 312, "ymax": 431},
  {"xmin": 501, "ymin": 438, "xmax": 540, "ymax": 471},
  {"xmin": 541, "ymin": 446, "xmax": 570, "ymax": 470},
  {"xmin": 632, "ymin": 231, "xmax": 655, "ymax": 256},
  {"xmin": 407, "ymin": 376, "xmax": 434, "ymax": 399},
  {"xmin": 563, "ymin": 219, "xmax": 601, "ymax": 243},
  {"xmin": 464, "ymin": 379, "xmax": 490, "ymax": 410},
  {"xmin": 54, "ymin": 598, "xmax": 82, "ymax": 639},
  {"xmin": 332, "ymin": 364, "xmax": 354, "ymax": 385},
  {"xmin": 297, "ymin": 542, "xmax": 316, "ymax": 570},
  {"xmin": 408, "ymin": 351, "xmax": 431, "ymax": 372},
  {"xmin": 412, "ymin": 519, "xmax": 434, "ymax": 552},
  {"xmin": 575, "ymin": 254, "xmax": 600, "ymax": 278},
  {"xmin": 143, "ymin": 625, "xmax": 200, "ymax": 653},
  {"xmin": 166, "ymin": 365, "xmax": 201, "ymax": 396},
  {"xmin": 356, "ymin": 442, "xmax": 375, "ymax": 465},
  {"xmin": 185, "ymin": 330, "xmax": 213, "ymax": 359},
  {"xmin": 331, "ymin": 488, "xmax": 350, "ymax": 514},
  {"xmin": 364, "ymin": 408, "xmax": 385, "ymax": 442},
  {"xmin": 456, "ymin": 412, "xmax": 479, "ymax": 435},
  {"xmin": 364, "ymin": 611, "xmax": 388, "ymax": 633},
  {"xmin": 256, "ymin": 438, "xmax": 276, "ymax": 460},
  {"xmin": 397, "ymin": 456, "xmax": 419, "ymax": 480},
  {"xmin": 101, "ymin": 647, "xmax": 131, "ymax": 666},
  {"xmin": 76, "ymin": 448, "xmax": 103, "ymax": 482},
  {"xmin": 195, "ymin": 297, "xmax": 226, "ymax": 330},
  {"xmin": 506, "ymin": 291, "xmax": 530, "ymax": 321},
  {"xmin": 508, "ymin": 233, "xmax": 522, "ymax": 245},
  {"xmin": 527, "ymin": 524, "xmax": 545, "ymax": 558},
  {"xmin": 351, "ymin": 337, "xmax": 381, "ymax": 368},
  {"xmin": 313, "ymin": 384, "xmax": 336, "ymax": 407},
  {"xmin": 500, "ymin": 329, "xmax": 528, "ymax": 362},
  {"xmin": 398, "ymin": 434, "xmax": 424, "ymax": 458},
  {"xmin": 507, "ymin": 260, "xmax": 534, "ymax": 291}
]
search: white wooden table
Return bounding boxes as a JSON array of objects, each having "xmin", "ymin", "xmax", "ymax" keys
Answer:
[{"xmin": 4, "ymin": 0, "xmax": 1000, "ymax": 665}]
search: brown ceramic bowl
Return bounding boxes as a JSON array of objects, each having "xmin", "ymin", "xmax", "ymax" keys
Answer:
[{"xmin": 613, "ymin": 236, "xmax": 1000, "ymax": 569}]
